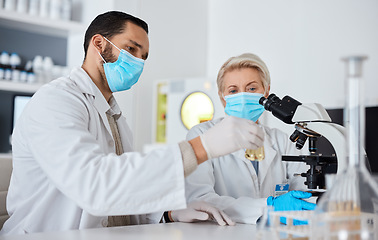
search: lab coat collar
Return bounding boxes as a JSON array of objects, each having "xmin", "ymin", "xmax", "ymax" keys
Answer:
[
  {"xmin": 68, "ymin": 67, "xmax": 120, "ymax": 135},
  {"xmin": 107, "ymin": 96, "xmax": 122, "ymax": 120}
]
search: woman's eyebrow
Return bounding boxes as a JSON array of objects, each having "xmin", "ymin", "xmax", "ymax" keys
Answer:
[{"xmin": 246, "ymin": 80, "xmax": 258, "ymax": 85}]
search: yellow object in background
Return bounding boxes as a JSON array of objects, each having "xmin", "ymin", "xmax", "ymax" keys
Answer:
[
  {"xmin": 181, "ymin": 92, "xmax": 214, "ymax": 130},
  {"xmin": 156, "ymin": 83, "xmax": 167, "ymax": 143}
]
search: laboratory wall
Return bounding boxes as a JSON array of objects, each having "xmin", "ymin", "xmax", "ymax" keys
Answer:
[
  {"xmin": 115, "ymin": 0, "xmax": 378, "ymax": 152},
  {"xmin": 204, "ymin": 0, "xmax": 378, "ymax": 171},
  {"xmin": 207, "ymin": 0, "xmax": 378, "ymax": 107},
  {"xmin": 113, "ymin": 0, "xmax": 209, "ymax": 151},
  {"xmin": 206, "ymin": 0, "xmax": 378, "ymax": 135}
]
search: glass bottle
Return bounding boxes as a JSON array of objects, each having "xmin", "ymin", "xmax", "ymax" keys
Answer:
[{"xmin": 311, "ymin": 56, "xmax": 378, "ymax": 240}]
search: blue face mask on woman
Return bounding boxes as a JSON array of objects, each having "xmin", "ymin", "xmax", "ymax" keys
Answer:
[
  {"xmin": 224, "ymin": 92, "xmax": 265, "ymax": 122},
  {"xmin": 98, "ymin": 37, "xmax": 144, "ymax": 92}
]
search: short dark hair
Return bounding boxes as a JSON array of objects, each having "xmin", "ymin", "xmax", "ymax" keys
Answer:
[{"xmin": 83, "ymin": 11, "xmax": 148, "ymax": 58}]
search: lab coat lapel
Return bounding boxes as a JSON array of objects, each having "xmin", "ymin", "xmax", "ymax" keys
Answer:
[
  {"xmin": 258, "ymin": 128, "xmax": 277, "ymax": 187},
  {"xmin": 69, "ymin": 67, "xmax": 113, "ymax": 137},
  {"xmin": 235, "ymin": 150, "xmax": 260, "ymax": 195},
  {"xmin": 93, "ymin": 97, "xmax": 113, "ymax": 137}
]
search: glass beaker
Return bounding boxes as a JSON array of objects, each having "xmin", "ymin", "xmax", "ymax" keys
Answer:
[
  {"xmin": 311, "ymin": 56, "xmax": 378, "ymax": 240},
  {"xmin": 245, "ymin": 146, "xmax": 265, "ymax": 161}
]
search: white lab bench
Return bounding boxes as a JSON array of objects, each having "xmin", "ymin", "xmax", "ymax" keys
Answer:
[{"xmin": 0, "ymin": 222, "xmax": 258, "ymax": 240}]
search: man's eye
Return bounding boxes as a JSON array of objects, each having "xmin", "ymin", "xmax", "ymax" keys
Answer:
[{"xmin": 126, "ymin": 46, "xmax": 135, "ymax": 52}]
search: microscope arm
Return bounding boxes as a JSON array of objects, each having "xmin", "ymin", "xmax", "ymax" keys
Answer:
[{"xmin": 305, "ymin": 122, "xmax": 347, "ymax": 174}]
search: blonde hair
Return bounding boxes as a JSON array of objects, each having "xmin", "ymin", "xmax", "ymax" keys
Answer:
[{"xmin": 216, "ymin": 53, "xmax": 271, "ymax": 94}]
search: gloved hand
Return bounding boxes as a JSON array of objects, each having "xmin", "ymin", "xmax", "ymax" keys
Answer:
[
  {"xmin": 200, "ymin": 115, "xmax": 264, "ymax": 159},
  {"xmin": 170, "ymin": 201, "xmax": 235, "ymax": 226},
  {"xmin": 267, "ymin": 190, "xmax": 316, "ymax": 225}
]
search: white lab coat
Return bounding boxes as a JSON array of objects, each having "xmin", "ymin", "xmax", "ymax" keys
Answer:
[
  {"xmin": 0, "ymin": 67, "xmax": 186, "ymax": 235},
  {"xmin": 185, "ymin": 118, "xmax": 309, "ymax": 224}
]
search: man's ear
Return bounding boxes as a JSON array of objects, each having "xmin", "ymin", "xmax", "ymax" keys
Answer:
[{"xmin": 92, "ymin": 34, "xmax": 106, "ymax": 53}]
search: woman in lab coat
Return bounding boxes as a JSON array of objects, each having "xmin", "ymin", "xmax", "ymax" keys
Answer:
[{"xmin": 184, "ymin": 53, "xmax": 314, "ymax": 224}]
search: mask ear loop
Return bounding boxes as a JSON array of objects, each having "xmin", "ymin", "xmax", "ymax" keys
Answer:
[
  {"xmin": 97, "ymin": 50, "xmax": 106, "ymax": 63},
  {"xmin": 96, "ymin": 36, "xmax": 122, "ymax": 64},
  {"xmin": 103, "ymin": 36, "xmax": 121, "ymax": 52}
]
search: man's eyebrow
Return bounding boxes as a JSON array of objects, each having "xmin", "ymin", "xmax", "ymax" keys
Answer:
[
  {"xmin": 130, "ymin": 40, "xmax": 142, "ymax": 49},
  {"xmin": 128, "ymin": 39, "xmax": 148, "ymax": 60}
]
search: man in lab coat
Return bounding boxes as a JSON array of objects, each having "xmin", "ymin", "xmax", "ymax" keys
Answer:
[{"xmin": 0, "ymin": 11, "xmax": 265, "ymax": 235}]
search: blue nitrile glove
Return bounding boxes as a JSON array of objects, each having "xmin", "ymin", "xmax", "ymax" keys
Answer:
[{"xmin": 267, "ymin": 190, "xmax": 316, "ymax": 225}]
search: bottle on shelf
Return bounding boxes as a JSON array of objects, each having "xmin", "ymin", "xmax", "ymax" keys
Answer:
[
  {"xmin": 10, "ymin": 52, "xmax": 22, "ymax": 82},
  {"xmin": 61, "ymin": 0, "xmax": 71, "ymax": 21},
  {"xmin": 0, "ymin": 52, "xmax": 7, "ymax": 80},
  {"xmin": 25, "ymin": 60, "xmax": 36, "ymax": 84},
  {"xmin": 49, "ymin": 0, "xmax": 61, "ymax": 20},
  {"xmin": 19, "ymin": 67, "xmax": 28, "ymax": 83},
  {"xmin": 42, "ymin": 56, "xmax": 54, "ymax": 83},
  {"xmin": 16, "ymin": 0, "xmax": 28, "ymax": 13},
  {"xmin": 39, "ymin": 0, "xmax": 49, "ymax": 18},
  {"xmin": 29, "ymin": 0, "xmax": 39, "ymax": 16},
  {"xmin": 0, "ymin": 51, "xmax": 12, "ymax": 81},
  {"xmin": 4, "ymin": 66, "xmax": 12, "ymax": 80},
  {"xmin": 0, "ymin": 64, "xmax": 4, "ymax": 81},
  {"xmin": 32, "ymin": 55, "xmax": 43, "ymax": 83},
  {"xmin": 4, "ymin": 0, "xmax": 15, "ymax": 11}
]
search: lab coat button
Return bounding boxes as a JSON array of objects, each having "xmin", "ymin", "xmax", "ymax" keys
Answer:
[{"xmin": 102, "ymin": 219, "xmax": 108, "ymax": 227}]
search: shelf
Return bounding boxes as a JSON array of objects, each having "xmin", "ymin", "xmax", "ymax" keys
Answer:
[
  {"xmin": 0, "ymin": 153, "xmax": 12, "ymax": 159},
  {"xmin": 0, "ymin": 80, "xmax": 43, "ymax": 93},
  {"xmin": 0, "ymin": 9, "xmax": 86, "ymax": 37}
]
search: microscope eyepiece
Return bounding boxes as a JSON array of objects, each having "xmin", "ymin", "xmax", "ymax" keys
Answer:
[
  {"xmin": 259, "ymin": 93, "xmax": 302, "ymax": 124},
  {"xmin": 259, "ymin": 96, "xmax": 266, "ymax": 106}
]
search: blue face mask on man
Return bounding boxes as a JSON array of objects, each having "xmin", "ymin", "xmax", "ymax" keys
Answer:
[
  {"xmin": 98, "ymin": 36, "xmax": 144, "ymax": 92},
  {"xmin": 224, "ymin": 92, "xmax": 265, "ymax": 122}
]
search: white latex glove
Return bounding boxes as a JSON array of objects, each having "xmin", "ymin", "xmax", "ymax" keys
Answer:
[
  {"xmin": 170, "ymin": 201, "xmax": 235, "ymax": 226},
  {"xmin": 200, "ymin": 115, "xmax": 264, "ymax": 159}
]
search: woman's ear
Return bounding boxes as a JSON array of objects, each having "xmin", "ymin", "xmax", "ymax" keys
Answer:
[
  {"xmin": 219, "ymin": 91, "xmax": 226, "ymax": 107},
  {"xmin": 264, "ymin": 85, "xmax": 271, "ymax": 98}
]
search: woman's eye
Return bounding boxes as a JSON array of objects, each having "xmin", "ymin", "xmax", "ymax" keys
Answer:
[
  {"xmin": 229, "ymin": 90, "xmax": 237, "ymax": 94},
  {"xmin": 248, "ymin": 87, "xmax": 256, "ymax": 92}
]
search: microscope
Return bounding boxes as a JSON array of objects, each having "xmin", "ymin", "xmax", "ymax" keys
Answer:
[{"xmin": 259, "ymin": 93, "xmax": 347, "ymax": 190}]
